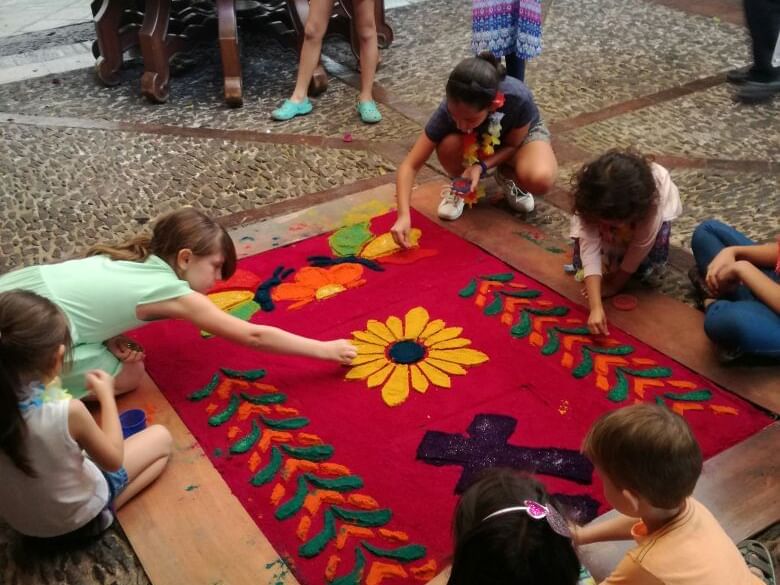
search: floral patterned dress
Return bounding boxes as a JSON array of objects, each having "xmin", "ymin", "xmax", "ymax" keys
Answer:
[{"xmin": 472, "ymin": 0, "xmax": 543, "ymax": 61}]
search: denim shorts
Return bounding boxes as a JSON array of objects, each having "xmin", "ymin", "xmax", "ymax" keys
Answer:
[
  {"xmin": 102, "ymin": 466, "xmax": 129, "ymax": 505},
  {"xmin": 522, "ymin": 118, "xmax": 551, "ymax": 146}
]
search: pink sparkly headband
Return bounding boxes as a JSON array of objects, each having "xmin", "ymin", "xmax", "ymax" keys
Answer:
[{"xmin": 482, "ymin": 500, "xmax": 572, "ymax": 538}]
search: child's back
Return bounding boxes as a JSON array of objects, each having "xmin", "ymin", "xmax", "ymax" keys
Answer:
[
  {"xmin": 580, "ymin": 404, "xmax": 764, "ymax": 585},
  {"xmin": 0, "ymin": 391, "xmax": 109, "ymax": 537},
  {"xmin": 607, "ymin": 498, "xmax": 762, "ymax": 585}
]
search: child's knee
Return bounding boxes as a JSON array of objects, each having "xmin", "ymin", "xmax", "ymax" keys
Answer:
[
  {"xmin": 691, "ymin": 220, "xmax": 720, "ymax": 253},
  {"xmin": 303, "ymin": 20, "xmax": 326, "ymax": 42},
  {"xmin": 147, "ymin": 424, "xmax": 173, "ymax": 459},
  {"xmin": 518, "ymin": 166, "xmax": 555, "ymax": 195},
  {"xmin": 115, "ymin": 360, "xmax": 146, "ymax": 394},
  {"xmin": 704, "ymin": 302, "xmax": 744, "ymax": 346},
  {"xmin": 356, "ymin": 20, "xmax": 377, "ymax": 43}
]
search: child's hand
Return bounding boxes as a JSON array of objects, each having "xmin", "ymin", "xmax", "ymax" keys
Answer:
[
  {"xmin": 106, "ymin": 335, "xmax": 145, "ymax": 363},
  {"xmin": 85, "ymin": 370, "xmax": 116, "ymax": 402},
  {"xmin": 391, "ymin": 215, "xmax": 413, "ymax": 249},
  {"xmin": 706, "ymin": 248, "xmax": 737, "ymax": 293},
  {"xmin": 324, "ymin": 339, "xmax": 358, "ymax": 365},
  {"xmin": 710, "ymin": 260, "xmax": 744, "ymax": 294},
  {"xmin": 461, "ymin": 164, "xmax": 482, "ymax": 193},
  {"xmin": 588, "ymin": 306, "xmax": 609, "ymax": 336}
]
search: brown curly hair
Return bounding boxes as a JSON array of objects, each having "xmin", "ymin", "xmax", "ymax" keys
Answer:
[{"xmin": 571, "ymin": 149, "xmax": 658, "ymax": 224}]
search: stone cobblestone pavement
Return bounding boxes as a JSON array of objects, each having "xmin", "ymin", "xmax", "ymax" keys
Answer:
[{"xmin": 0, "ymin": 0, "xmax": 778, "ymax": 581}]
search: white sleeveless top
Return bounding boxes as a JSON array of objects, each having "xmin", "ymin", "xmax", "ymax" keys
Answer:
[{"xmin": 0, "ymin": 395, "xmax": 109, "ymax": 537}]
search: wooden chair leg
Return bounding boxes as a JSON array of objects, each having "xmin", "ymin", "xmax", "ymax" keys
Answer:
[
  {"xmin": 216, "ymin": 0, "xmax": 243, "ymax": 107},
  {"xmin": 139, "ymin": 0, "xmax": 173, "ymax": 103},
  {"xmin": 93, "ymin": 0, "xmax": 125, "ymax": 85}
]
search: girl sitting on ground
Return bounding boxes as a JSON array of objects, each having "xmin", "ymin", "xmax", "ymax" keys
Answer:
[
  {"xmin": 569, "ymin": 149, "xmax": 682, "ymax": 336},
  {"xmin": 689, "ymin": 220, "xmax": 780, "ymax": 361},
  {"xmin": 0, "ymin": 208, "xmax": 356, "ymax": 398},
  {"xmin": 0, "ymin": 290, "xmax": 172, "ymax": 541}
]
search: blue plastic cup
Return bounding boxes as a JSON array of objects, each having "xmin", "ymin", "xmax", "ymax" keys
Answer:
[{"xmin": 119, "ymin": 409, "xmax": 147, "ymax": 438}]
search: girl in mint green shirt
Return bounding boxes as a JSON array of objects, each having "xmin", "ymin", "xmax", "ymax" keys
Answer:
[{"xmin": 0, "ymin": 209, "xmax": 357, "ymax": 398}]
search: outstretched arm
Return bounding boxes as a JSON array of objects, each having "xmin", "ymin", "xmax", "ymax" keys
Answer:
[
  {"xmin": 392, "ymin": 133, "xmax": 437, "ymax": 248},
  {"xmin": 141, "ymin": 292, "xmax": 357, "ymax": 364}
]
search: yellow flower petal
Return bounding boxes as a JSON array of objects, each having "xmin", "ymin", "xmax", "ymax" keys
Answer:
[
  {"xmin": 428, "ymin": 348, "xmax": 489, "ymax": 365},
  {"xmin": 419, "ymin": 319, "xmax": 446, "ymax": 340},
  {"xmin": 367, "ymin": 363, "xmax": 396, "ymax": 388},
  {"xmin": 423, "ymin": 327, "xmax": 464, "ymax": 347},
  {"xmin": 352, "ymin": 330, "xmax": 390, "ymax": 346},
  {"xmin": 350, "ymin": 354, "xmax": 389, "ymax": 366},
  {"xmin": 366, "ymin": 320, "xmax": 396, "ymax": 343},
  {"xmin": 385, "ymin": 316, "xmax": 403, "ymax": 340},
  {"xmin": 425, "ymin": 357, "xmax": 467, "ymax": 375},
  {"xmin": 354, "ymin": 342, "xmax": 387, "ymax": 355},
  {"xmin": 404, "ymin": 307, "xmax": 429, "ymax": 340},
  {"xmin": 417, "ymin": 361, "xmax": 452, "ymax": 388},
  {"xmin": 381, "ymin": 365, "xmax": 410, "ymax": 406},
  {"xmin": 410, "ymin": 364, "xmax": 429, "ymax": 393},
  {"xmin": 430, "ymin": 338, "xmax": 471, "ymax": 350},
  {"xmin": 346, "ymin": 358, "xmax": 391, "ymax": 379}
]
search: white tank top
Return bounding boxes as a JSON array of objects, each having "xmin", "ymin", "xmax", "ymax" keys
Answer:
[{"xmin": 0, "ymin": 397, "xmax": 109, "ymax": 537}]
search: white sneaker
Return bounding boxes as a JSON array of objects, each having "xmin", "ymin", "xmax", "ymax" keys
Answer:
[
  {"xmin": 496, "ymin": 170, "xmax": 535, "ymax": 213},
  {"xmin": 437, "ymin": 184, "xmax": 465, "ymax": 220}
]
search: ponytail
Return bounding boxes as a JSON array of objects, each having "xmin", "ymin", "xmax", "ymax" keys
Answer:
[
  {"xmin": 0, "ymin": 360, "xmax": 35, "ymax": 476},
  {"xmin": 446, "ymin": 52, "xmax": 506, "ymax": 110},
  {"xmin": 0, "ymin": 291, "xmax": 72, "ymax": 477},
  {"xmin": 87, "ymin": 234, "xmax": 152, "ymax": 262}
]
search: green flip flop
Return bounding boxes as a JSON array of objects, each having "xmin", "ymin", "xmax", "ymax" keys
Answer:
[
  {"xmin": 357, "ymin": 100, "xmax": 382, "ymax": 124},
  {"xmin": 272, "ymin": 98, "xmax": 313, "ymax": 121},
  {"xmin": 739, "ymin": 539, "xmax": 776, "ymax": 585}
]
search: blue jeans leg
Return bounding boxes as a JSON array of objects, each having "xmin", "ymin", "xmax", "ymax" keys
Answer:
[
  {"xmin": 690, "ymin": 220, "xmax": 755, "ymax": 274},
  {"xmin": 704, "ymin": 299, "xmax": 780, "ymax": 359}
]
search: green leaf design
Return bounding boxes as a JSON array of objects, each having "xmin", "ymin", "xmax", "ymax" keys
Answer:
[
  {"xmin": 458, "ymin": 278, "xmax": 477, "ymax": 298},
  {"xmin": 329, "ymin": 222, "xmax": 374, "ymax": 257},
  {"xmin": 607, "ymin": 369, "xmax": 629, "ymax": 402},
  {"xmin": 240, "ymin": 391, "xmax": 287, "ymax": 405},
  {"xmin": 483, "ymin": 292, "xmax": 503, "ymax": 316},
  {"xmin": 588, "ymin": 345, "xmax": 634, "ymax": 356},
  {"xmin": 510, "ymin": 311, "xmax": 531, "ymax": 338},
  {"xmin": 555, "ymin": 326, "xmax": 591, "ymax": 335},
  {"xmin": 361, "ymin": 541, "xmax": 427, "ymax": 562},
  {"xmin": 260, "ymin": 415, "xmax": 310, "ymax": 430},
  {"xmin": 220, "ymin": 367, "xmax": 266, "ymax": 381},
  {"xmin": 229, "ymin": 420, "xmax": 260, "ymax": 454},
  {"xmin": 275, "ymin": 475, "xmax": 308, "ymax": 520},
  {"xmin": 331, "ymin": 506, "xmax": 392, "ymax": 527},
  {"xmin": 479, "ymin": 272, "xmax": 514, "ymax": 282},
  {"xmin": 281, "ymin": 444, "xmax": 334, "ymax": 462},
  {"xmin": 663, "ymin": 389, "xmax": 713, "ymax": 402},
  {"xmin": 250, "ymin": 446, "xmax": 282, "ymax": 486},
  {"xmin": 208, "ymin": 394, "xmax": 240, "ymax": 426},
  {"xmin": 332, "ymin": 548, "xmax": 366, "ymax": 585},
  {"xmin": 299, "ymin": 509, "xmax": 336, "ymax": 558},
  {"xmin": 621, "ymin": 366, "xmax": 672, "ymax": 378},
  {"xmin": 527, "ymin": 306, "xmax": 569, "ymax": 316},
  {"xmin": 304, "ymin": 473, "xmax": 364, "ymax": 491},
  {"xmin": 188, "ymin": 373, "xmax": 220, "ymax": 401},
  {"xmin": 499, "ymin": 289, "xmax": 541, "ymax": 299},
  {"xmin": 541, "ymin": 328, "xmax": 560, "ymax": 356},
  {"xmin": 572, "ymin": 348, "xmax": 593, "ymax": 379}
]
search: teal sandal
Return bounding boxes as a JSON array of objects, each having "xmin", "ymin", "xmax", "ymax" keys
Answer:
[
  {"xmin": 739, "ymin": 540, "xmax": 776, "ymax": 585},
  {"xmin": 272, "ymin": 98, "xmax": 313, "ymax": 121},
  {"xmin": 357, "ymin": 100, "xmax": 382, "ymax": 124}
]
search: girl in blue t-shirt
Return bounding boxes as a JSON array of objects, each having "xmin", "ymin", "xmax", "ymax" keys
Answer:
[{"xmin": 390, "ymin": 53, "xmax": 557, "ymax": 247}]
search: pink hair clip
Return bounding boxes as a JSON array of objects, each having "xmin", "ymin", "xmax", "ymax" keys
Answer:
[{"xmin": 482, "ymin": 500, "xmax": 572, "ymax": 538}]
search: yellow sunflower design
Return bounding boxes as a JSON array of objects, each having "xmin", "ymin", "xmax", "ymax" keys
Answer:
[{"xmin": 346, "ymin": 307, "xmax": 489, "ymax": 406}]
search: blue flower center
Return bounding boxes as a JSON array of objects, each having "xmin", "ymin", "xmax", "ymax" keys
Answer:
[{"xmin": 388, "ymin": 340, "xmax": 426, "ymax": 364}]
